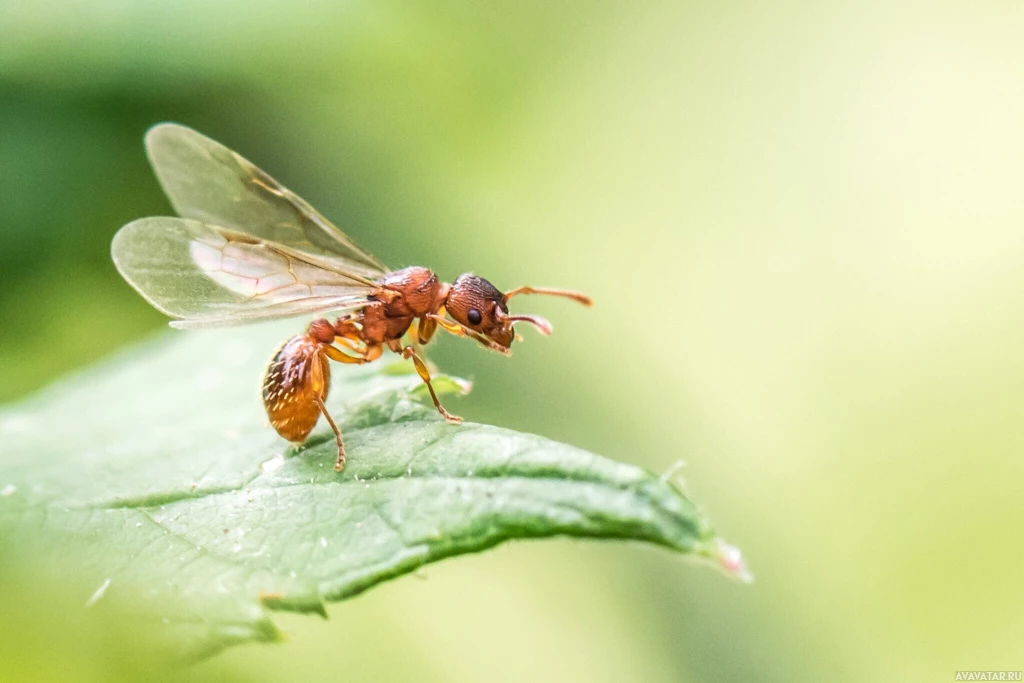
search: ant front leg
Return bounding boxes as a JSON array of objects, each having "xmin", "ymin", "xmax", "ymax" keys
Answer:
[
  {"xmin": 426, "ymin": 314, "xmax": 511, "ymax": 356},
  {"xmin": 387, "ymin": 340, "xmax": 462, "ymax": 423}
]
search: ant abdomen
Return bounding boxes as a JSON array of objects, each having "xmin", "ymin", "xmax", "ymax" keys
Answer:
[{"xmin": 262, "ymin": 334, "xmax": 330, "ymax": 442}]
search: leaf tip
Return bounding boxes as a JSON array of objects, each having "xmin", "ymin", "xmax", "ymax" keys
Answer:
[{"xmin": 712, "ymin": 538, "xmax": 753, "ymax": 583}]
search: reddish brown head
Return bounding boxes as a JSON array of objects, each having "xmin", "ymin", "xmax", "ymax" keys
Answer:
[{"xmin": 445, "ymin": 274, "xmax": 566, "ymax": 350}]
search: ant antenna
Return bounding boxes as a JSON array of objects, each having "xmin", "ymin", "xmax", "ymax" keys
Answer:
[
  {"xmin": 507, "ymin": 314, "xmax": 553, "ymax": 336},
  {"xmin": 504, "ymin": 286, "xmax": 592, "ymax": 307}
]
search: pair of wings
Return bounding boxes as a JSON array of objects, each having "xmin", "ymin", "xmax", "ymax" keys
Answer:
[{"xmin": 111, "ymin": 124, "xmax": 389, "ymax": 329}]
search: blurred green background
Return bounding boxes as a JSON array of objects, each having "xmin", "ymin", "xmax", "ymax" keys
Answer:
[{"xmin": 3, "ymin": 1, "xmax": 1023, "ymax": 681}]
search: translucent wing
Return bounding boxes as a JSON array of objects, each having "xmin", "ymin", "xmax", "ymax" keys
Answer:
[
  {"xmin": 111, "ymin": 217, "xmax": 377, "ymax": 329},
  {"xmin": 145, "ymin": 122, "xmax": 387, "ymax": 280}
]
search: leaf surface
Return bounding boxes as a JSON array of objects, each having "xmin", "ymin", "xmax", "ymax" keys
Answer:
[{"xmin": 0, "ymin": 322, "xmax": 745, "ymax": 658}]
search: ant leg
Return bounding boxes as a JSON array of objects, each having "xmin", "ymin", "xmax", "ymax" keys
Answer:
[
  {"xmin": 322, "ymin": 345, "xmax": 370, "ymax": 364},
  {"xmin": 389, "ymin": 341, "xmax": 462, "ymax": 423},
  {"xmin": 315, "ymin": 344, "xmax": 381, "ymax": 471},
  {"xmin": 415, "ymin": 316, "xmax": 438, "ymax": 345},
  {"xmin": 332, "ymin": 335, "xmax": 363, "ymax": 352},
  {"xmin": 426, "ymin": 314, "xmax": 511, "ymax": 356},
  {"xmin": 323, "ymin": 343, "xmax": 383, "ymax": 365},
  {"xmin": 313, "ymin": 395, "xmax": 347, "ymax": 471}
]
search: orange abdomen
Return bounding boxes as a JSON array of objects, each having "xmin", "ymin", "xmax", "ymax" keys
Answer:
[{"xmin": 262, "ymin": 335, "xmax": 330, "ymax": 442}]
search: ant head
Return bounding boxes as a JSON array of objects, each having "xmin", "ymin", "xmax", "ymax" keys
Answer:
[{"xmin": 445, "ymin": 274, "xmax": 552, "ymax": 350}]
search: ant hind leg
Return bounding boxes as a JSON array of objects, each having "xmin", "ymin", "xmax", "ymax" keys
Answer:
[
  {"xmin": 314, "ymin": 396, "xmax": 347, "ymax": 471},
  {"xmin": 317, "ymin": 343, "xmax": 382, "ymax": 470}
]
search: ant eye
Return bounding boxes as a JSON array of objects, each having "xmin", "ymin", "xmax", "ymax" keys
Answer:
[{"xmin": 467, "ymin": 308, "xmax": 482, "ymax": 325}]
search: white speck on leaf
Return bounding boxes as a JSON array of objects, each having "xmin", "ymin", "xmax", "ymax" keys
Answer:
[
  {"xmin": 85, "ymin": 578, "xmax": 111, "ymax": 607},
  {"xmin": 319, "ymin": 537, "xmax": 327, "ymax": 548},
  {"xmin": 1, "ymin": 484, "xmax": 15, "ymax": 497},
  {"xmin": 260, "ymin": 454, "xmax": 285, "ymax": 473}
]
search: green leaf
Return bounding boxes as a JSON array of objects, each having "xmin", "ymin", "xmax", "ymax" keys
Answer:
[{"xmin": 0, "ymin": 322, "xmax": 747, "ymax": 659}]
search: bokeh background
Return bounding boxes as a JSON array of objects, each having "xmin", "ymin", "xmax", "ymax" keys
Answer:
[{"xmin": 3, "ymin": 1, "xmax": 1023, "ymax": 681}]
